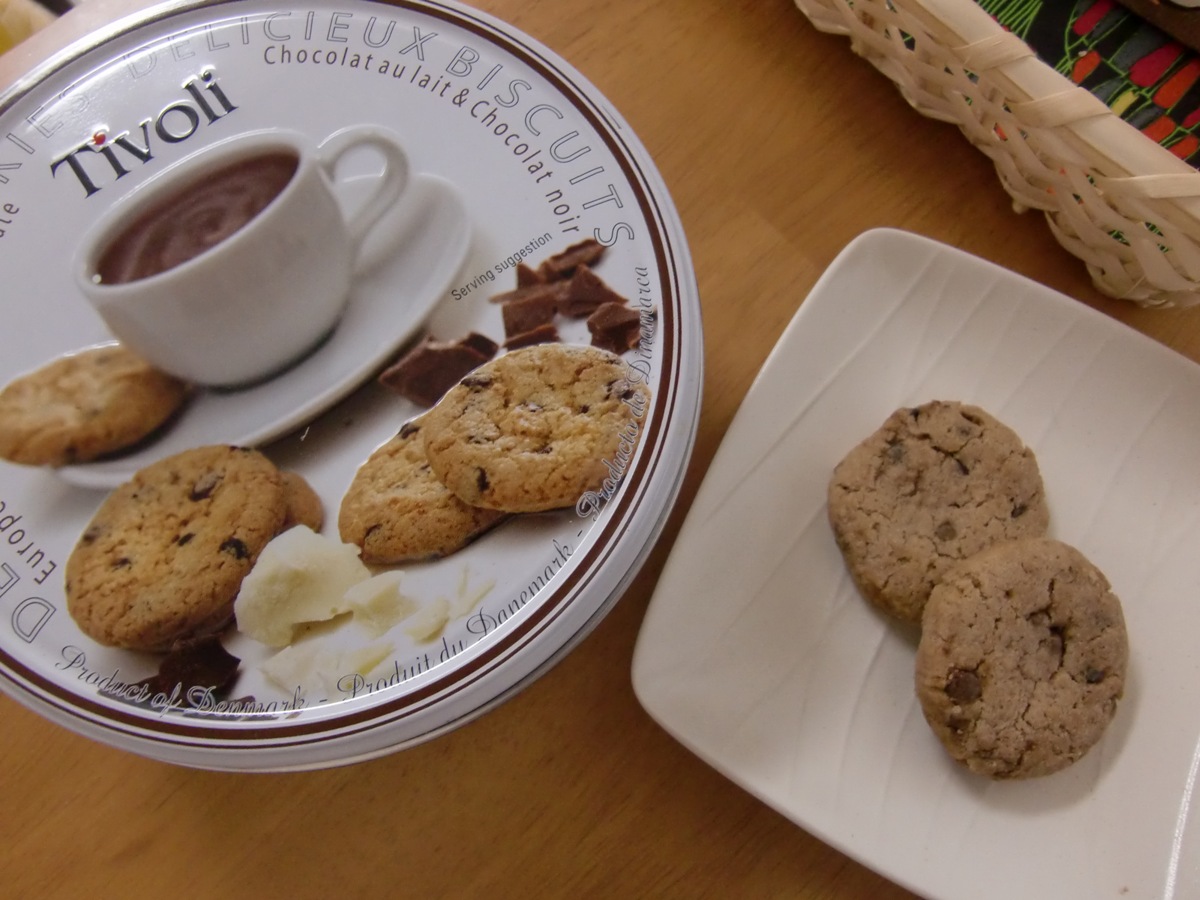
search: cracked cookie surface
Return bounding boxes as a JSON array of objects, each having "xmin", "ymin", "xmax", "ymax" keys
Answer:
[
  {"xmin": 66, "ymin": 445, "xmax": 288, "ymax": 651},
  {"xmin": 338, "ymin": 416, "xmax": 507, "ymax": 563},
  {"xmin": 422, "ymin": 344, "xmax": 650, "ymax": 513},
  {"xmin": 827, "ymin": 400, "xmax": 1049, "ymax": 622},
  {"xmin": 0, "ymin": 343, "xmax": 189, "ymax": 466},
  {"xmin": 914, "ymin": 538, "xmax": 1128, "ymax": 779}
]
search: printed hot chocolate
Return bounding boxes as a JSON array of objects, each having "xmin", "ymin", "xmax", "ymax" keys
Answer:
[
  {"xmin": 75, "ymin": 125, "xmax": 411, "ymax": 386},
  {"xmin": 94, "ymin": 151, "xmax": 299, "ymax": 284}
]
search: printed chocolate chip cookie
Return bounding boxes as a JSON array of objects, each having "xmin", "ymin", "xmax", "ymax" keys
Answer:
[
  {"xmin": 338, "ymin": 417, "xmax": 507, "ymax": 564},
  {"xmin": 281, "ymin": 470, "xmax": 325, "ymax": 532},
  {"xmin": 0, "ymin": 343, "xmax": 189, "ymax": 466},
  {"xmin": 65, "ymin": 445, "xmax": 289, "ymax": 651},
  {"xmin": 422, "ymin": 344, "xmax": 650, "ymax": 513},
  {"xmin": 827, "ymin": 400, "xmax": 1049, "ymax": 622},
  {"xmin": 915, "ymin": 538, "xmax": 1129, "ymax": 779}
]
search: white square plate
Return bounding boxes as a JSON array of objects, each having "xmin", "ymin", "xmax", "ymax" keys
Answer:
[{"xmin": 632, "ymin": 229, "xmax": 1200, "ymax": 900}]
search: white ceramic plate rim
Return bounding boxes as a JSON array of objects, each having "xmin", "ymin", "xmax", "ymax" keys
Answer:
[{"xmin": 632, "ymin": 228, "xmax": 1200, "ymax": 900}]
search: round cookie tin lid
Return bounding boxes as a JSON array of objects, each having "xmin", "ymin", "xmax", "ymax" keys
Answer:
[{"xmin": 0, "ymin": 0, "xmax": 702, "ymax": 771}]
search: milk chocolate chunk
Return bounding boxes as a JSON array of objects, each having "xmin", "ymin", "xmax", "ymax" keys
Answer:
[
  {"xmin": 190, "ymin": 471, "xmax": 222, "ymax": 501},
  {"xmin": 516, "ymin": 262, "xmax": 544, "ymax": 286},
  {"xmin": 562, "ymin": 265, "xmax": 627, "ymax": 317},
  {"xmin": 587, "ymin": 301, "xmax": 642, "ymax": 354},
  {"xmin": 462, "ymin": 372, "xmax": 494, "ymax": 391},
  {"xmin": 220, "ymin": 537, "xmax": 251, "ymax": 559},
  {"xmin": 133, "ymin": 635, "xmax": 241, "ymax": 696},
  {"xmin": 502, "ymin": 291, "xmax": 559, "ymax": 339},
  {"xmin": 378, "ymin": 333, "xmax": 498, "ymax": 407},
  {"xmin": 488, "ymin": 280, "xmax": 570, "ymax": 306},
  {"xmin": 945, "ymin": 669, "xmax": 982, "ymax": 704},
  {"xmin": 504, "ymin": 322, "xmax": 560, "ymax": 350},
  {"xmin": 536, "ymin": 237, "xmax": 605, "ymax": 281},
  {"xmin": 460, "ymin": 332, "xmax": 500, "ymax": 359}
]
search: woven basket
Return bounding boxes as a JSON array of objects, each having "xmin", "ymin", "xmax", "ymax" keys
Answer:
[{"xmin": 795, "ymin": 0, "xmax": 1200, "ymax": 307}]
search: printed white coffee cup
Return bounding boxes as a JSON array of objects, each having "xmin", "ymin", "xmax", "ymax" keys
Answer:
[{"xmin": 74, "ymin": 125, "xmax": 410, "ymax": 387}]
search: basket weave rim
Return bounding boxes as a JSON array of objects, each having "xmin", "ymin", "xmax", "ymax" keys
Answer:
[{"xmin": 905, "ymin": 0, "xmax": 1200, "ymax": 220}]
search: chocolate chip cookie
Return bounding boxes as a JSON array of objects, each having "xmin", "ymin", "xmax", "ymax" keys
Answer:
[
  {"xmin": 281, "ymin": 470, "xmax": 325, "ymax": 532},
  {"xmin": 338, "ymin": 417, "xmax": 507, "ymax": 563},
  {"xmin": 66, "ymin": 445, "xmax": 289, "ymax": 651},
  {"xmin": 828, "ymin": 401, "xmax": 1049, "ymax": 622},
  {"xmin": 0, "ymin": 343, "xmax": 189, "ymax": 466},
  {"xmin": 421, "ymin": 344, "xmax": 650, "ymax": 513},
  {"xmin": 915, "ymin": 538, "xmax": 1128, "ymax": 779}
]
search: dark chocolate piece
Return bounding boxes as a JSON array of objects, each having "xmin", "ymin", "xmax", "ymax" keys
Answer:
[
  {"xmin": 504, "ymin": 322, "xmax": 560, "ymax": 350},
  {"xmin": 488, "ymin": 280, "xmax": 570, "ymax": 306},
  {"xmin": 378, "ymin": 334, "xmax": 497, "ymax": 407},
  {"xmin": 536, "ymin": 237, "xmax": 605, "ymax": 281},
  {"xmin": 562, "ymin": 265, "xmax": 628, "ymax": 317},
  {"xmin": 502, "ymin": 291, "xmax": 559, "ymax": 338},
  {"xmin": 133, "ymin": 635, "xmax": 241, "ymax": 697},
  {"xmin": 587, "ymin": 301, "xmax": 642, "ymax": 354},
  {"xmin": 516, "ymin": 262, "xmax": 544, "ymax": 287},
  {"xmin": 460, "ymin": 332, "xmax": 500, "ymax": 359}
]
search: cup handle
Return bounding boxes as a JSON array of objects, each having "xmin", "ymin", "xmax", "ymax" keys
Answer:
[{"xmin": 316, "ymin": 125, "xmax": 410, "ymax": 256}]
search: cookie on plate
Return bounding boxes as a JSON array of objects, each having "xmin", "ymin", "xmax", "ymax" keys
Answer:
[
  {"xmin": 338, "ymin": 417, "xmax": 507, "ymax": 564},
  {"xmin": 915, "ymin": 538, "xmax": 1128, "ymax": 779},
  {"xmin": 66, "ymin": 445, "xmax": 289, "ymax": 652},
  {"xmin": 422, "ymin": 344, "xmax": 650, "ymax": 513},
  {"xmin": 0, "ymin": 343, "xmax": 189, "ymax": 466},
  {"xmin": 827, "ymin": 400, "xmax": 1049, "ymax": 622}
]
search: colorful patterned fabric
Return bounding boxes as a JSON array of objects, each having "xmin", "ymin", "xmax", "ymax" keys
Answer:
[{"xmin": 977, "ymin": 0, "xmax": 1200, "ymax": 166}]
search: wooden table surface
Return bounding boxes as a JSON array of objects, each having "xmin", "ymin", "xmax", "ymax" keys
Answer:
[{"xmin": 3, "ymin": 1, "xmax": 1198, "ymax": 898}]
